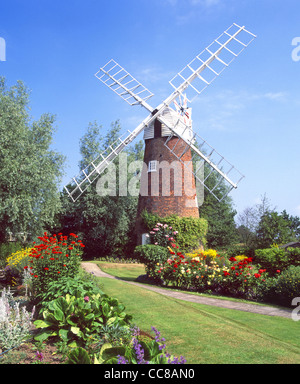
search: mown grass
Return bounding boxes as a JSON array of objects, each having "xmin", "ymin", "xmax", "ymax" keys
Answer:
[{"xmin": 88, "ymin": 262, "xmax": 300, "ymax": 364}]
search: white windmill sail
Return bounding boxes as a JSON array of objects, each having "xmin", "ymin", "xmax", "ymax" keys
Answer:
[{"xmin": 64, "ymin": 23, "xmax": 256, "ymax": 202}]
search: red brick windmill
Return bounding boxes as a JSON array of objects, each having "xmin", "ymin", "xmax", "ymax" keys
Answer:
[{"xmin": 64, "ymin": 23, "xmax": 256, "ymax": 244}]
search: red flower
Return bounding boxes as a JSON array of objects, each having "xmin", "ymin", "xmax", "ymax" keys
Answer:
[
  {"xmin": 276, "ymin": 270, "xmax": 281, "ymax": 273},
  {"xmin": 24, "ymin": 266, "xmax": 28, "ymax": 269},
  {"xmin": 57, "ymin": 271, "xmax": 61, "ymax": 274},
  {"xmin": 44, "ymin": 267, "xmax": 49, "ymax": 271}
]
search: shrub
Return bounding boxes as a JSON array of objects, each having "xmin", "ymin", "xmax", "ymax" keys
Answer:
[
  {"xmin": 148, "ymin": 247, "xmax": 269, "ymax": 300},
  {"xmin": 254, "ymin": 246, "xmax": 300, "ymax": 275},
  {"xmin": 23, "ymin": 232, "xmax": 84, "ymax": 294},
  {"xmin": 134, "ymin": 245, "xmax": 169, "ymax": 283},
  {"xmin": 0, "ymin": 242, "xmax": 23, "ymax": 268},
  {"xmin": 141, "ymin": 211, "xmax": 208, "ymax": 251},
  {"xmin": 147, "ymin": 222, "xmax": 178, "ymax": 247},
  {"xmin": 0, "ymin": 287, "xmax": 35, "ymax": 351},
  {"xmin": 35, "ymin": 275, "xmax": 104, "ymax": 313},
  {"xmin": 220, "ymin": 257, "xmax": 269, "ymax": 299},
  {"xmin": 134, "ymin": 245, "xmax": 169, "ymax": 265},
  {"xmin": 225, "ymin": 244, "xmax": 255, "ymax": 259},
  {"xmin": 261, "ymin": 266, "xmax": 300, "ymax": 307},
  {"xmin": 67, "ymin": 326, "xmax": 186, "ymax": 364},
  {"xmin": 6, "ymin": 247, "xmax": 33, "ymax": 278},
  {"xmin": 34, "ymin": 292, "xmax": 132, "ymax": 348}
]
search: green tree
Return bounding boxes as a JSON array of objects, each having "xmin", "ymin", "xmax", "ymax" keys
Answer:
[
  {"xmin": 60, "ymin": 120, "xmax": 144, "ymax": 258},
  {"xmin": 199, "ymin": 192, "xmax": 238, "ymax": 248},
  {"xmin": 236, "ymin": 194, "xmax": 275, "ymax": 248},
  {"xmin": 256, "ymin": 211, "xmax": 294, "ymax": 248},
  {"xmin": 281, "ymin": 210, "xmax": 300, "ymax": 240},
  {"xmin": 197, "ymin": 162, "xmax": 238, "ymax": 248},
  {"xmin": 0, "ymin": 78, "xmax": 65, "ymax": 242}
]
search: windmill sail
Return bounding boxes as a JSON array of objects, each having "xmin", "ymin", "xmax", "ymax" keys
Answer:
[
  {"xmin": 169, "ymin": 23, "xmax": 256, "ymax": 102},
  {"xmin": 160, "ymin": 112, "xmax": 245, "ymax": 201}
]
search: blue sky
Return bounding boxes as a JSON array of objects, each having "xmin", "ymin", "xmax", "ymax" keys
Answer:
[{"xmin": 1, "ymin": 0, "xmax": 300, "ymax": 218}]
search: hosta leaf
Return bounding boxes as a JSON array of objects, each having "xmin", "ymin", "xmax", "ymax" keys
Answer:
[
  {"xmin": 59, "ymin": 328, "xmax": 69, "ymax": 342},
  {"xmin": 70, "ymin": 326, "xmax": 81, "ymax": 335},
  {"xmin": 67, "ymin": 347, "xmax": 91, "ymax": 364},
  {"xmin": 33, "ymin": 319, "xmax": 51, "ymax": 329},
  {"xmin": 34, "ymin": 328, "xmax": 53, "ymax": 342}
]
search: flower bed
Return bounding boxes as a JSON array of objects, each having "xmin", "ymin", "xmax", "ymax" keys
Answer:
[
  {"xmin": 146, "ymin": 246, "xmax": 271, "ymax": 300},
  {"xmin": 0, "ymin": 231, "xmax": 187, "ymax": 365}
]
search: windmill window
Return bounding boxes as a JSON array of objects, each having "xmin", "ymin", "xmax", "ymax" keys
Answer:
[{"xmin": 148, "ymin": 160, "xmax": 157, "ymax": 172}]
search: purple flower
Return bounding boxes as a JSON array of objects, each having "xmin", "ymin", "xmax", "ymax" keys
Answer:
[
  {"xmin": 133, "ymin": 337, "xmax": 148, "ymax": 364},
  {"xmin": 117, "ymin": 355, "xmax": 128, "ymax": 364},
  {"xmin": 35, "ymin": 351, "xmax": 44, "ymax": 362}
]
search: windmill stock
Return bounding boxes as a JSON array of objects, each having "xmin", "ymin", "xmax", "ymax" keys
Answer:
[{"xmin": 64, "ymin": 23, "xmax": 256, "ymax": 244}]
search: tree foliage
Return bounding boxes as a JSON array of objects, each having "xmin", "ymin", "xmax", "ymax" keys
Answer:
[
  {"xmin": 59, "ymin": 120, "xmax": 144, "ymax": 258},
  {"xmin": 237, "ymin": 194, "xmax": 300, "ymax": 249},
  {"xmin": 0, "ymin": 77, "xmax": 65, "ymax": 242}
]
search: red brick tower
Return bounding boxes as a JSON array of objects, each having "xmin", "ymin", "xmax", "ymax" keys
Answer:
[{"xmin": 135, "ymin": 107, "xmax": 199, "ymax": 244}]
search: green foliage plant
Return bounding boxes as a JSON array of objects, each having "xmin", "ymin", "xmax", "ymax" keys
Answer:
[
  {"xmin": 33, "ymin": 292, "xmax": 132, "ymax": 348},
  {"xmin": 35, "ymin": 275, "xmax": 104, "ymax": 314},
  {"xmin": 134, "ymin": 245, "xmax": 169, "ymax": 265},
  {"xmin": 261, "ymin": 265, "xmax": 300, "ymax": 307},
  {"xmin": 134, "ymin": 245, "xmax": 169, "ymax": 284},
  {"xmin": 146, "ymin": 245, "xmax": 270, "ymax": 300},
  {"xmin": 24, "ymin": 232, "xmax": 84, "ymax": 294},
  {"xmin": 0, "ymin": 242, "xmax": 23, "ymax": 268},
  {"xmin": 0, "ymin": 77, "xmax": 65, "ymax": 242},
  {"xmin": 0, "ymin": 287, "xmax": 35, "ymax": 351},
  {"xmin": 66, "ymin": 326, "xmax": 186, "ymax": 364},
  {"xmin": 255, "ymin": 246, "xmax": 300, "ymax": 276},
  {"xmin": 141, "ymin": 211, "xmax": 208, "ymax": 252}
]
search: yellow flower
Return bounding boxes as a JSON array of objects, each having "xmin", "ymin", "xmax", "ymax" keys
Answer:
[{"xmin": 203, "ymin": 249, "xmax": 218, "ymax": 258}]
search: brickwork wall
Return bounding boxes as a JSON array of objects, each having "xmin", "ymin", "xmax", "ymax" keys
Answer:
[{"xmin": 135, "ymin": 135, "xmax": 199, "ymax": 244}]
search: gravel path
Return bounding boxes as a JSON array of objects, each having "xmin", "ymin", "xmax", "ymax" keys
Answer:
[{"xmin": 81, "ymin": 262, "xmax": 292, "ymax": 319}]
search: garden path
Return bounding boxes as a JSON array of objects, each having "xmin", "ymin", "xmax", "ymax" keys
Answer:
[{"xmin": 81, "ymin": 262, "xmax": 292, "ymax": 319}]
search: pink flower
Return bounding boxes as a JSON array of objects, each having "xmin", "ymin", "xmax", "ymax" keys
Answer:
[{"xmin": 84, "ymin": 296, "xmax": 90, "ymax": 302}]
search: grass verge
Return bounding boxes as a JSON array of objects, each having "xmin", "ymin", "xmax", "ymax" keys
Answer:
[
  {"xmin": 100, "ymin": 278, "xmax": 300, "ymax": 363},
  {"xmin": 86, "ymin": 262, "xmax": 300, "ymax": 364}
]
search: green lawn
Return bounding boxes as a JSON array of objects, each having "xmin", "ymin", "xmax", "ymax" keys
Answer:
[{"xmin": 87, "ymin": 262, "xmax": 300, "ymax": 364}]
